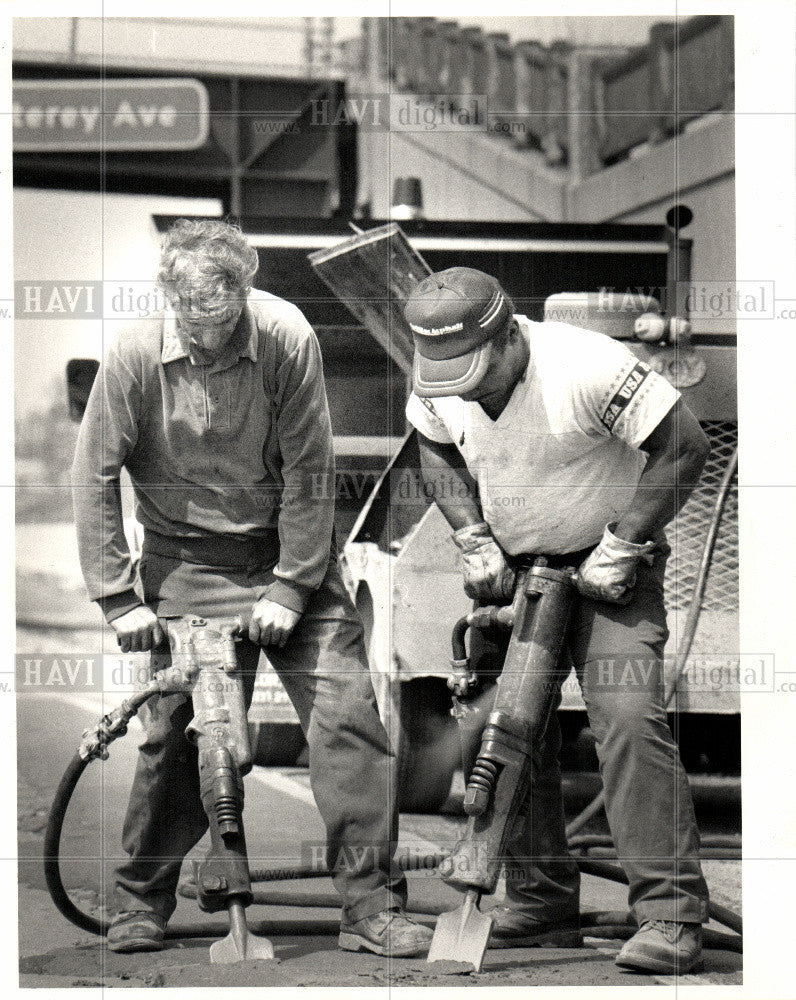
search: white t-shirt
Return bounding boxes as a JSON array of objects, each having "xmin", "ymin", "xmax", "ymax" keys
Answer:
[{"xmin": 405, "ymin": 317, "xmax": 680, "ymax": 555}]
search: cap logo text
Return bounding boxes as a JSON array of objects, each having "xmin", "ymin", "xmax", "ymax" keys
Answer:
[{"xmin": 410, "ymin": 321, "xmax": 465, "ymax": 337}]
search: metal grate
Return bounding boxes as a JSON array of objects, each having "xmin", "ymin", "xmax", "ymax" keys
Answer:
[{"xmin": 664, "ymin": 421, "xmax": 739, "ymax": 612}]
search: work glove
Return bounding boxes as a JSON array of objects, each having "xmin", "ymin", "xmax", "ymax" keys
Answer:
[
  {"xmin": 452, "ymin": 521, "xmax": 516, "ymax": 603},
  {"xmin": 575, "ymin": 522, "xmax": 657, "ymax": 604}
]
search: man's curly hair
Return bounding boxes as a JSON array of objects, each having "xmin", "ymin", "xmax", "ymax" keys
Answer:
[{"xmin": 157, "ymin": 218, "xmax": 259, "ymax": 316}]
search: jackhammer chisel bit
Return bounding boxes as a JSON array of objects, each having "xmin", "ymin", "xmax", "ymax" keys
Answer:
[
  {"xmin": 167, "ymin": 617, "xmax": 274, "ymax": 963},
  {"xmin": 429, "ymin": 561, "xmax": 576, "ymax": 971}
]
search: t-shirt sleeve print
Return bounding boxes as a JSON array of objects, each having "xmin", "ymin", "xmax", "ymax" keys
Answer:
[
  {"xmin": 571, "ymin": 336, "xmax": 680, "ymax": 449},
  {"xmin": 405, "ymin": 391, "xmax": 454, "ymax": 444}
]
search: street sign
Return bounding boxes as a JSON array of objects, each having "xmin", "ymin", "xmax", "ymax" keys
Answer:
[{"xmin": 12, "ymin": 78, "xmax": 210, "ymax": 152}]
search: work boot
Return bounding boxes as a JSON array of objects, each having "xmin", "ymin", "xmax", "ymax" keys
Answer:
[
  {"xmin": 487, "ymin": 907, "xmax": 582, "ymax": 949},
  {"xmin": 615, "ymin": 920, "xmax": 703, "ymax": 974},
  {"xmin": 339, "ymin": 907, "xmax": 433, "ymax": 957},
  {"xmin": 106, "ymin": 911, "xmax": 167, "ymax": 953}
]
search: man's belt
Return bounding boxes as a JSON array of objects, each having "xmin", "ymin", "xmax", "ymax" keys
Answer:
[
  {"xmin": 510, "ymin": 533, "xmax": 669, "ymax": 573},
  {"xmin": 510, "ymin": 545, "xmax": 595, "ymax": 573},
  {"xmin": 142, "ymin": 529, "xmax": 280, "ymax": 569}
]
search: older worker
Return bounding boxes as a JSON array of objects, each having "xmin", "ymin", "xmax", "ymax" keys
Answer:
[{"xmin": 72, "ymin": 218, "xmax": 431, "ymax": 958}]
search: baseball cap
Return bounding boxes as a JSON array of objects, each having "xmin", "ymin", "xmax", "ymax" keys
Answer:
[{"xmin": 404, "ymin": 267, "xmax": 512, "ymax": 398}]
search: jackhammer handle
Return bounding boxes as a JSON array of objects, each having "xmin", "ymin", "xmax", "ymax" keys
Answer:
[
  {"xmin": 164, "ymin": 614, "xmax": 251, "ymax": 635},
  {"xmin": 204, "ymin": 615, "xmax": 251, "ymax": 637},
  {"xmin": 160, "ymin": 615, "xmax": 253, "ymax": 683}
]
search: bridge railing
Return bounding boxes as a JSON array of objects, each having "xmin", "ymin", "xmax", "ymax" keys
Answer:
[{"xmin": 357, "ymin": 15, "xmax": 733, "ymax": 178}]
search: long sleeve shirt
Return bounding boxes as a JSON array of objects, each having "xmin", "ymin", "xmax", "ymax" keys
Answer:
[{"xmin": 71, "ymin": 290, "xmax": 336, "ymax": 621}]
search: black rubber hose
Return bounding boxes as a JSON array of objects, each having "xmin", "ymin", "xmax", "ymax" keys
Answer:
[
  {"xmin": 577, "ymin": 858, "xmax": 742, "ymax": 935},
  {"xmin": 179, "ymin": 882, "xmax": 448, "ymax": 916},
  {"xmin": 451, "ymin": 616, "xmax": 470, "ymax": 662},
  {"xmin": 182, "ymin": 883, "xmax": 742, "ymax": 951},
  {"xmin": 186, "ymin": 885, "xmax": 742, "ymax": 949},
  {"xmin": 43, "ymin": 752, "xmax": 106, "ymax": 936},
  {"xmin": 578, "ymin": 846, "xmax": 741, "ymax": 861},
  {"xmin": 169, "ymin": 917, "xmax": 344, "ymax": 938},
  {"xmin": 569, "ymin": 832, "xmax": 743, "ymax": 861},
  {"xmin": 243, "ymin": 865, "xmax": 743, "ymax": 936},
  {"xmin": 248, "ymin": 853, "xmax": 450, "ymax": 883},
  {"xmin": 187, "ymin": 869, "xmax": 744, "ymax": 936},
  {"xmin": 569, "ymin": 833, "xmax": 741, "ymax": 851}
]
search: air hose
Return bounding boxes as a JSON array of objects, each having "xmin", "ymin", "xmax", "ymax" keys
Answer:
[
  {"xmin": 566, "ymin": 446, "xmax": 739, "ymax": 839},
  {"xmin": 44, "ymin": 681, "xmax": 172, "ymax": 934},
  {"xmin": 42, "ymin": 751, "xmax": 340, "ymax": 940},
  {"xmin": 43, "ymin": 748, "xmax": 448, "ymax": 941},
  {"xmin": 44, "ymin": 754, "xmax": 99, "ymax": 935}
]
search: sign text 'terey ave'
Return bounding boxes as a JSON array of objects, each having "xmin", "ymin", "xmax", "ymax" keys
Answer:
[{"xmin": 12, "ymin": 78, "xmax": 210, "ymax": 152}]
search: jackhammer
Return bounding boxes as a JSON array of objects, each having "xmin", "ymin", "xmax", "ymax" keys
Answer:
[
  {"xmin": 428, "ymin": 553, "xmax": 744, "ymax": 972},
  {"xmin": 45, "ymin": 615, "xmax": 273, "ymax": 963},
  {"xmin": 428, "ymin": 558, "xmax": 577, "ymax": 968}
]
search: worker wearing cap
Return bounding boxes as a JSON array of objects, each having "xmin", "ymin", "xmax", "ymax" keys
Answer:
[
  {"xmin": 72, "ymin": 218, "xmax": 432, "ymax": 958},
  {"xmin": 404, "ymin": 267, "xmax": 710, "ymax": 974}
]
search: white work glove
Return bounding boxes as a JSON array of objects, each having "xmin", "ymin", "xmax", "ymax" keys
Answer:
[
  {"xmin": 575, "ymin": 523, "xmax": 657, "ymax": 604},
  {"xmin": 452, "ymin": 522, "xmax": 516, "ymax": 603}
]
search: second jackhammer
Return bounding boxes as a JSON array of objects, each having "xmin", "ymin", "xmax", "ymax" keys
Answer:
[
  {"xmin": 428, "ymin": 558, "xmax": 577, "ymax": 970},
  {"xmin": 45, "ymin": 614, "xmax": 274, "ymax": 964}
]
